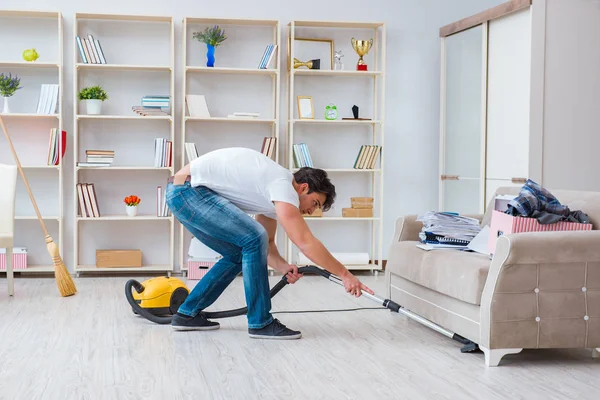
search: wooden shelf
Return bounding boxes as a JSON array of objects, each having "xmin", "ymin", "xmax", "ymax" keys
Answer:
[
  {"xmin": 76, "ymin": 265, "xmax": 172, "ymax": 272},
  {"xmin": 0, "ymin": 10, "xmax": 59, "ymax": 18},
  {"xmin": 186, "ymin": 66, "xmax": 277, "ymax": 75},
  {"xmin": 186, "ymin": 117, "xmax": 276, "ymax": 124},
  {"xmin": 0, "ymin": 265, "xmax": 56, "ymax": 274},
  {"xmin": 75, "ymin": 13, "xmax": 171, "ymax": 23},
  {"xmin": 0, "ymin": 113, "xmax": 59, "ymax": 119},
  {"xmin": 293, "ymin": 119, "xmax": 381, "ymax": 125},
  {"xmin": 76, "ymin": 114, "xmax": 172, "ymax": 121},
  {"xmin": 22, "ymin": 165, "xmax": 60, "ymax": 170},
  {"xmin": 186, "ymin": 17, "xmax": 278, "ymax": 26},
  {"xmin": 76, "ymin": 166, "xmax": 172, "ymax": 171},
  {"xmin": 291, "ymin": 20, "xmax": 385, "ymax": 29},
  {"xmin": 0, "ymin": 61, "xmax": 59, "ymax": 68},
  {"xmin": 76, "ymin": 63, "xmax": 171, "ymax": 72},
  {"xmin": 15, "ymin": 216, "xmax": 60, "ymax": 220},
  {"xmin": 292, "ymin": 69, "xmax": 382, "ymax": 77},
  {"xmin": 77, "ymin": 215, "xmax": 173, "ymax": 221}
]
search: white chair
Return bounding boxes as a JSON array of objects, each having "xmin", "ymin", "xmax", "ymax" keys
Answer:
[{"xmin": 0, "ymin": 164, "xmax": 17, "ymax": 296}]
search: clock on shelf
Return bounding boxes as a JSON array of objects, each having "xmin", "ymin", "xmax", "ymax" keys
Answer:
[{"xmin": 325, "ymin": 103, "xmax": 338, "ymax": 120}]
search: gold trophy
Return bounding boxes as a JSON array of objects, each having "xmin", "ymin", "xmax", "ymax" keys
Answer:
[
  {"xmin": 351, "ymin": 38, "xmax": 373, "ymax": 71},
  {"xmin": 293, "ymin": 58, "xmax": 321, "ymax": 70}
]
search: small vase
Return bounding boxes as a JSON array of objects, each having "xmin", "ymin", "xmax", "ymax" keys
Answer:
[
  {"xmin": 206, "ymin": 44, "xmax": 215, "ymax": 67},
  {"xmin": 2, "ymin": 97, "xmax": 9, "ymax": 114},
  {"xmin": 85, "ymin": 99, "xmax": 102, "ymax": 115},
  {"xmin": 126, "ymin": 205, "xmax": 138, "ymax": 217}
]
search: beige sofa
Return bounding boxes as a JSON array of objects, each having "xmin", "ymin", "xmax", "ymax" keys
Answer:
[{"xmin": 385, "ymin": 187, "xmax": 600, "ymax": 366}]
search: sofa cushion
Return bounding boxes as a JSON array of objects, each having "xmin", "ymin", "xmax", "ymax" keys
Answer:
[{"xmin": 387, "ymin": 241, "xmax": 491, "ymax": 306}]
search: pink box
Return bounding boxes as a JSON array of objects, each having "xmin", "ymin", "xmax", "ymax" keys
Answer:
[
  {"xmin": 488, "ymin": 210, "xmax": 593, "ymax": 254},
  {"xmin": 187, "ymin": 259, "xmax": 216, "ymax": 280},
  {"xmin": 0, "ymin": 248, "xmax": 27, "ymax": 270}
]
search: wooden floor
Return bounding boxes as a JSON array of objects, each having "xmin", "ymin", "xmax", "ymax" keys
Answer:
[{"xmin": 1, "ymin": 273, "xmax": 599, "ymax": 399}]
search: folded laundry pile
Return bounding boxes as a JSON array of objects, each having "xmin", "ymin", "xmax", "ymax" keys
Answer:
[
  {"xmin": 417, "ymin": 211, "xmax": 482, "ymax": 247},
  {"xmin": 506, "ymin": 179, "xmax": 590, "ymax": 224}
]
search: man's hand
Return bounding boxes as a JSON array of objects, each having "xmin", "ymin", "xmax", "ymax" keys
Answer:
[
  {"xmin": 282, "ymin": 263, "xmax": 303, "ymax": 284},
  {"xmin": 341, "ymin": 272, "xmax": 374, "ymax": 297}
]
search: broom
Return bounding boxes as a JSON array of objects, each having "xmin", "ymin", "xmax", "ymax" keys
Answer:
[{"xmin": 0, "ymin": 115, "xmax": 77, "ymax": 297}]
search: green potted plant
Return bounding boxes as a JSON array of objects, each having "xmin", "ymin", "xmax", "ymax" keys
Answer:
[
  {"xmin": 192, "ymin": 25, "xmax": 227, "ymax": 67},
  {"xmin": 78, "ymin": 85, "xmax": 108, "ymax": 115},
  {"xmin": 0, "ymin": 73, "xmax": 22, "ymax": 114}
]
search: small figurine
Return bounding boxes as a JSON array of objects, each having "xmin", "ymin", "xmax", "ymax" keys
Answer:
[{"xmin": 334, "ymin": 50, "xmax": 344, "ymax": 70}]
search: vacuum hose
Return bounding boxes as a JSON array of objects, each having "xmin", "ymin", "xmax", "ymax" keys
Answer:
[{"xmin": 125, "ymin": 266, "xmax": 332, "ymax": 325}]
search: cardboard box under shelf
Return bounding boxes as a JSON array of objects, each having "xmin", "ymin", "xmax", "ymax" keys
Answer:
[
  {"xmin": 96, "ymin": 249, "xmax": 142, "ymax": 268},
  {"xmin": 342, "ymin": 208, "xmax": 373, "ymax": 218},
  {"xmin": 351, "ymin": 197, "xmax": 373, "ymax": 209}
]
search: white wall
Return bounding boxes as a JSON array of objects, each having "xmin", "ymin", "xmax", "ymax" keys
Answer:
[{"xmin": 1, "ymin": 0, "xmax": 503, "ymax": 272}]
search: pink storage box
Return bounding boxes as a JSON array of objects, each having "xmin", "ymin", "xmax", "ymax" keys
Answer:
[
  {"xmin": 0, "ymin": 247, "xmax": 27, "ymax": 270},
  {"xmin": 488, "ymin": 210, "xmax": 593, "ymax": 254},
  {"xmin": 187, "ymin": 259, "xmax": 216, "ymax": 280}
]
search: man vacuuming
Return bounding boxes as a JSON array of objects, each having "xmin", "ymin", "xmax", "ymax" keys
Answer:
[{"xmin": 166, "ymin": 147, "xmax": 374, "ymax": 339}]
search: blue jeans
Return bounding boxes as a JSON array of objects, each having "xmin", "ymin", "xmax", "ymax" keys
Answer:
[{"xmin": 165, "ymin": 181, "xmax": 273, "ymax": 329}]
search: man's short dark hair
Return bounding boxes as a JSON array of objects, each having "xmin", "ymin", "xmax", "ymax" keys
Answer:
[{"xmin": 293, "ymin": 167, "xmax": 336, "ymax": 212}]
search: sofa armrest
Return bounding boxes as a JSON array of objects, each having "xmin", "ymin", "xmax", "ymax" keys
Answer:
[
  {"xmin": 479, "ymin": 230, "xmax": 600, "ymax": 352},
  {"xmin": 392, "ymin": 215, "xmax": 421, "ymax": 242}
]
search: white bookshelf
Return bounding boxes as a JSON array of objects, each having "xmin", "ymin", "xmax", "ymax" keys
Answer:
[
  {"xmin": 179, "ymin": 17, "xmax": 281, "ymax": 274},
  {"xmin": 72, "ymin": 13, "xmax": 175, "ymax": 276},
  {"xmin": 285, "ymin": 20, "xmax": 386, "ymax": 272},
  {"xmin": 0, "ymin": 10, "xmax": 63, "ymax": 274}
]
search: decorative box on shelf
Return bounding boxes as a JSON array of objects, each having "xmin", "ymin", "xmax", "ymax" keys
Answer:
[
  {"xmin": 0, "ymin": 247, "xmax": 27, "ymax": 270},
  {"xmin": 350, "ymin": 197, "xmax": 373, "ymax": 209},
  {"xmin": 187, "ymin": 237, "xmax": 220, "ymax": 280}
]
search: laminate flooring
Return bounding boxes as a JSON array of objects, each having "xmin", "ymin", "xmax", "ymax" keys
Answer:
[{"xmin": 1, "ymin": 273, "xmax": 599, "ymax": 400}]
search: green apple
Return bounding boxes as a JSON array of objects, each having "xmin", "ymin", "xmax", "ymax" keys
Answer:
[{"xmin": 22, "ymin": 48, "xmax": 39, "ymax": 62}]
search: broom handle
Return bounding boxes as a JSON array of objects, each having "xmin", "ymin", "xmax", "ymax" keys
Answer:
[{"xmin": 0, "ymin": 116, "xmax": 50, "ymax": 237}]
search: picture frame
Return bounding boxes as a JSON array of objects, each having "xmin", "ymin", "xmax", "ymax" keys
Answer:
[
  {"xmin": 297, "ymin": 96, "xmax": 314, "ymax": 119},
  {"xmin": 288, "ymin": 37, "xmax": 334, "ymax": 70}
]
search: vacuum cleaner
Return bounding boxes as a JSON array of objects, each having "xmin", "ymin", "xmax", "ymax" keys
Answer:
[{"xmin": 125, "ymin": 265, "xmax": 478, "ymax": 353}]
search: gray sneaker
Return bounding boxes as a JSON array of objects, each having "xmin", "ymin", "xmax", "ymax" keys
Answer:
[
  {"xmin": 248, "ymin": 319, "xmax": 302, "ymax": 340},
  {"xmin": 171, "ymin": 312, "xmax": 220, "ymax": 331}
]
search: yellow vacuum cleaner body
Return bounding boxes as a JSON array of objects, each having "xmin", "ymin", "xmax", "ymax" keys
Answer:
[{"xmin": 131, "ymin": 276, "xmax": 189, "ymax": 316}]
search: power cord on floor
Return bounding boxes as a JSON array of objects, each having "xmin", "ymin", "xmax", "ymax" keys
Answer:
[{"xmin": 272, "ymin": 307, "xmax": 386, "ymax": 314}]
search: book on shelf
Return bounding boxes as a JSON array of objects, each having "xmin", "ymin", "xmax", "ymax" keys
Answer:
[
  {"xmin": 36, "ymin": 84, "xmax": 59, "ymax": 115},
  {"xmin": 186, "ymin": 95, "xmax": 210, "ymax": 118},
  {"xmin": 261, "ymin": 137, "xmax": 277, "ymax": 160},
  {"xmin": 156, "ymin": 186, "xmax": 170, "ymax": 217},
  {"xmin": 292, "ymin": 143, "xmax": 313, "ymax": 168},
  {"xmin": 76, "ymin": 182, "xmax": 101, "ymax": 218},
  {"xmin": 227, "ymin": 112, "xmax": 260, "ymax": 119},
  {"xmin": 47, "ymin": 128, "xmax": 66, "ymax": 166},
  {"xmin": 258, "ymin": 44, "xmax": 277, "ymax": 69},
  {"xmin": 77, "ymin": 150, "xmax": 114, "ymax": 167},
  {"xmin": 185, "ymin": 142, "xmax": 199, "ymax": 163},
  {"xmin": 353, "ymin": 145, "xmax": 381, "ymax": 169},
  {"xmin": 76, "ymin": 34, "xmax": 107, "ymax": 64},
  {"xmin": 154, "ymin": 138, "xmax": 172, "ymax": 168}
]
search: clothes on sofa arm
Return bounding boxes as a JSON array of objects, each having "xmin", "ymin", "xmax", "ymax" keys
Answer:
[{"xmin": 507, "ymin": 179, "xmax": 590, "ymax": 225}]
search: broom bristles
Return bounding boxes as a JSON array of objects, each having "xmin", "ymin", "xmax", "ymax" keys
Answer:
[{"xmin": 46, "ymin": 235, "xmax": 77, "ymax": 297}]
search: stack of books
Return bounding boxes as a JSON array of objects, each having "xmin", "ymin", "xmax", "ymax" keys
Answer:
[
  {"xmin": 154, "ymin": 138, "xmax": 172, "ymax": 167},
  {"xmin": 260, "ymin": 137, "xmax": 277, "ymax": 160},
  {"xmin": 47, "ymin": 128, "xmax": 66, "ymax": 166},
  {"xmin": 292, "ymin": 143, "xmax": 313, "ymax": 168},
  {"xmin": 77, "ymin": 150, "xmax": 114, "ymax": 167},
  {"xmin": 258, "ymin": 44, "xmax": 277, "ymax": 69},
  {"xmin": 132, "ymin": 95, "xmax": 171, "ymax": 116},
  {"xmin": 353, "ymin": 145, "xmax": 381, "ymax": 169},
  {"xmin": 185, "ymin": 142, "xmax": 199, "ymax": 163},
  {"xmin": 75, "ymin": 34, "xmax": 107, "ymax": 64},
  {"xmin": 36, "ymin": 84, "xmax": 59, "ymax": 115},
  {"xmin": 156, "ymin": 186, "xmax": 170, "ymax": 217},
  {"xmin": 76, "ymin": 182, "xmax": 101, "ymax": 218}
]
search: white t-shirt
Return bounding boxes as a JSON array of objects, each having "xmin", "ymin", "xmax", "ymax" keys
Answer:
[{"xmin": 189, "ymin": 147, "xmax": 299, "ymax": 219}]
